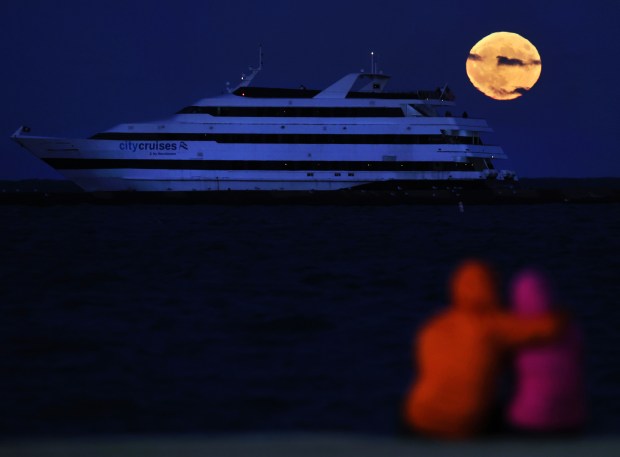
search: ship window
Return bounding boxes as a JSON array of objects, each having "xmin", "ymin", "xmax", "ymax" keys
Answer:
[
  {"xmin": 410, "ymin": 104, "xmax": 435, "ymax": 117},
  {"xmin": 468, "ymin": 158, "xmax": 487, "ymax": 171},
  {"xmin": 94, "ymin": 131, "xmax": 483, "ymax": 145},
  {"xmin": 176, "ymin": 106, "xmax": 405, "ymax": 117},
  {"xmin": 41, "ymin": 157, "xmax": 500, "ymax": 173}
]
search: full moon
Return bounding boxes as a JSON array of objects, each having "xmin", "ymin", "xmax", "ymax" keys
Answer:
[{"xmin": 466, "ymin": 32, "xmax": 541, "ymax": 100}]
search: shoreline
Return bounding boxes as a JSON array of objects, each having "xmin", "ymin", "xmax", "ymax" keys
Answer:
[
  {"xmin": 1, "ymin": 433, "xmax": 619, "ymax": 457},
  {"xmin": 1, "ymin": 178, "xmax": 619, "ymax": 205}
]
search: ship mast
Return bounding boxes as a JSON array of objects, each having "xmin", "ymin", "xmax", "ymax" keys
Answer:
[{"xmin": 230, "ymin": 46, "xmax": 263, "ymax": 92}]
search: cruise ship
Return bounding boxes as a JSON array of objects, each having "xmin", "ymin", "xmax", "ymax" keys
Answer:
[{"xmin": 11, "ymin": 54, "xmax": 516, "ymax": 193}]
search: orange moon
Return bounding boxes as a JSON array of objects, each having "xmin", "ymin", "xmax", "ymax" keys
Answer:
[{"xmin": 466, "ymin": 32, "xmax": 541, "ymax": 100}]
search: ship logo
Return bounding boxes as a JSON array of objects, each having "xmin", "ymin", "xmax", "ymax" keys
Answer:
[{"xmin": 179, "ymin": 141, "xmax": 188, "ymax": 150}]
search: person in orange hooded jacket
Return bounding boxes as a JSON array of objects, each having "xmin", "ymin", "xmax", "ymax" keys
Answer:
[{"xmin": 403, "ymin": 259, "xmax": 565, "ymax": 439}]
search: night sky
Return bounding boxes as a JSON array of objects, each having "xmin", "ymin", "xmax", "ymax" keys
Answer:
[{"xmin": 2, "ymin": 0, "xmax": 619, "ymax": 179}]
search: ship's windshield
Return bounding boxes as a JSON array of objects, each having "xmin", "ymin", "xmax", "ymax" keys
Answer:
[{"xmin": 410, "ymin": 104, "xmax": 436, "ymax": 117}]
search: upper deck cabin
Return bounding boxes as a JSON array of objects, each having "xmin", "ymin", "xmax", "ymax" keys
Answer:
[
  {"xmin": 230, "ymin": 73, "xmax": 455, "ymax": 101},
  {"xmin": 176, "ymin": 73, "xmax": 458, "ymax": 118}
]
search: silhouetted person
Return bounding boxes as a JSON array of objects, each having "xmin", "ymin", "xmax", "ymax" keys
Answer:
[
  {"xmin": 403, "ymin": 259, "xmax": 565, "ymax": 439},
  {"xmin": 507, "ymin": 269, "xmax": 586, "ymax": 433}
]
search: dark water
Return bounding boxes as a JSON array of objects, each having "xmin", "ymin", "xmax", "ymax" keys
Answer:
[{"xmin": 1, "ymin": 203, "xmax": 619, "ymax": 436}]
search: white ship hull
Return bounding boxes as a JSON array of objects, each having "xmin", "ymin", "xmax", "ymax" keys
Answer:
[{"xmin": 12, "ymin": 134, "xmax": 510, "ymax": 192}]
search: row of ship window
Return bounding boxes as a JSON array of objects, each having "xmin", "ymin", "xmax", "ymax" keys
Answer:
[
  {"xmin": 44, "ymin": 158, "xmax": 490, "ymax": 172},
  {"xmin": 177, "ymin": 105, "xmax": 469, "ymax": 118},
  {"xmin": 177, "ymin": 106, "xmax": 406, "ymax": 117},
  {"xmin": 93, "ymin": 132, "xmax": 483, "ymax": 145},
  {"xmin": 225, "ymin": 161, "xmax": 487, "ymax": 171}
]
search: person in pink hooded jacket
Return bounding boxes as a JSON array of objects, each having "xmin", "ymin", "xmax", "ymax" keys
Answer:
[{"xmin": 507, "ymin": 268, "xmax": 587, "ymax": 432}]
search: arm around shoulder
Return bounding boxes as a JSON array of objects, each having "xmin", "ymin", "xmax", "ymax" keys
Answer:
[{"xmin": 493, "ymin": 311, "xmax": 567, "ymax": 348}]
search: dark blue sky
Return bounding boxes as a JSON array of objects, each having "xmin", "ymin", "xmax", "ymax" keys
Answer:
[{"xmin": 2, "ymin": 0, "xmax": 619, "ymax": 179}]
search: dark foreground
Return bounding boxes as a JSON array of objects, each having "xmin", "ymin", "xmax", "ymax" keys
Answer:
[
  {"xmin": 2, "ymin": 198, "xmax": 618, "ymax": 442},
  {"xmin": 1, "ymin": 178, "xmax": 620, "ymax": 205},
  {"xmin": 2, "ymin": 433, "xmax": 619, "ymax": 457}
]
